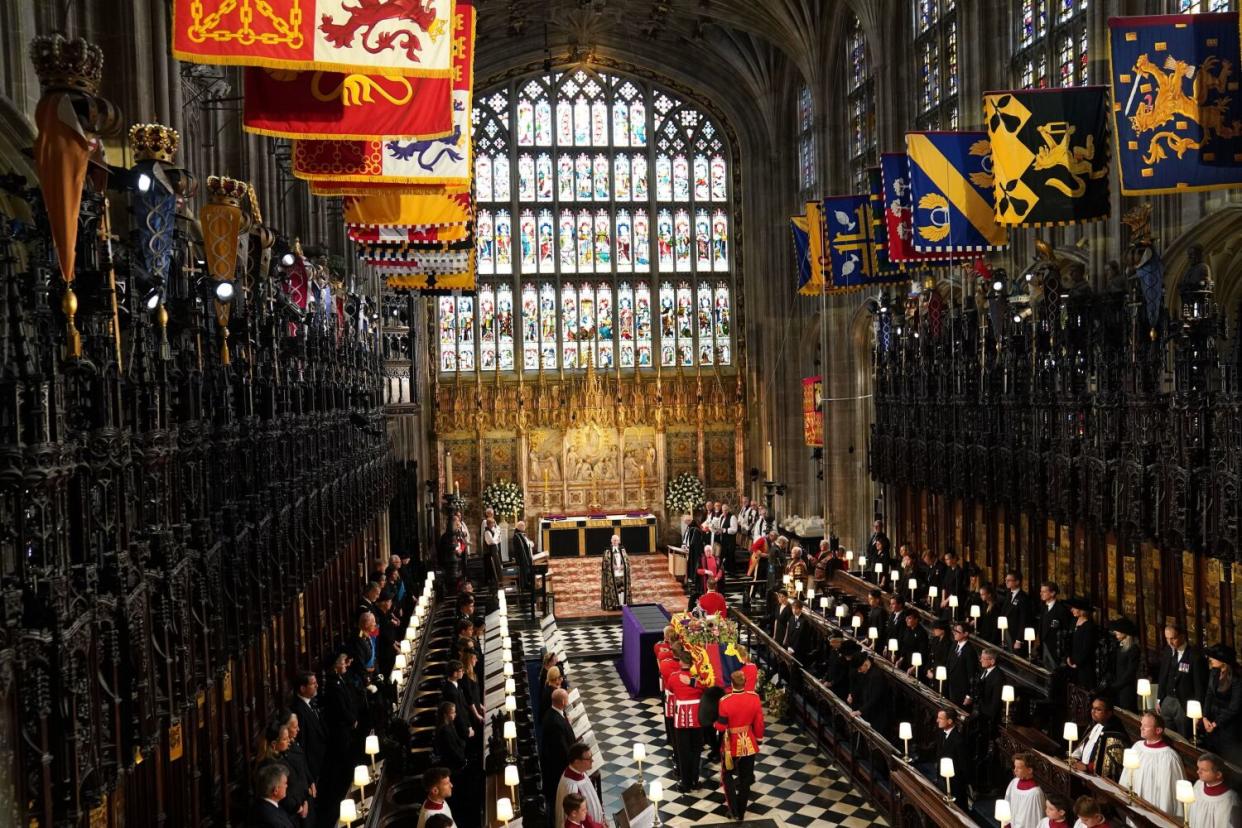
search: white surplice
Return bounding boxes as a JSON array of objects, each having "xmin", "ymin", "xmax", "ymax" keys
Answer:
[
  {"xmin": 1189, "ymin": 781, "xmax": 1241, "ymax": 828},
  {"xmin": 554, "ymin": 768, "xmax": 603, "ymax": 828},
  {"xmin": 1004, "ymin": 780, "xmax": 1047, "ymax": 828},
  {"xmin": 1118, "ymin": 740, "xmax": 1186, "ymax": 818}
]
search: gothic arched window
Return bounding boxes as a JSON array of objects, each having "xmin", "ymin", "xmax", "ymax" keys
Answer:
[
  {"xmin": 847, "ymin": 17, "xmax": 876, "ymax": 192},
  {"xmin": 913, "ymin": 0, "xmax": 959, "ymax": 130},
  {"xmin": 1011, "ymin": 0, "xmax": 1090, "ymax": 89},
  {"xmin": 1176, "ymin": 0, "xmax": 1232, "ymax": 11},
  {"xmin": 797, "ymin": 85, "xmax": 815, "ymax": 198},
  {"xmin": 452, "ymin": 68, "xmax": 734, "ymax": 376}
]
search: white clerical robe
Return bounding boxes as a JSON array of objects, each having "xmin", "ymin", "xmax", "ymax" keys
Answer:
[
  {"xmin": 417, "ymin": 798, "xmax": 455, "ymax": 828},
  {"xmin": 554, "ymin": 768, "xmax": 603, "ymax": 828},
  {"xmin": 1005, "ymin": 779, "xmax": 1047, "ymax": 828},
  {"xmin": 1118, "ymin": 740, "xmax": 1185, "ymax": 818},
  {"xmin": 1189, "ymin": 781, "xmax": 1241, "ymax": 828}
]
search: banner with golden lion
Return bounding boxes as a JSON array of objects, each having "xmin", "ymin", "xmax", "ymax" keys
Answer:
[{"xmin": 173, "ymin": 0, "xmax": 456, "ymax": 77}]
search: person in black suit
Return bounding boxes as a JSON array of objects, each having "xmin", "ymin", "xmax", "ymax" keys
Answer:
[
  {"xmin": 1105, "ymin": 617, "xmax": 1142, "ymax": 711},
  {"xmin": 273, "ymin": 709, "xmax": 315, "ymax": 825},
  {"xmin": 289, "ymin": 672, "xmax": 326, "ymax": 786},
  {"xmin": 1065, "ymin": 597, "xmax": 1099, "ymax": 689},
  {"xmin": 1001, "ymin": 571, "xmax": 1033, "ymax": 652},
  {"xmin": 886, "ymin": 594, "xmax": 907, "ymax": 639},
  {"xmin": 848, "ymin": 655, "xmax": 890, "ymax": 735},
  {"xmin": 681, "ymin": 515, "xmax": 705, "ymax": 594},
  {"xmin": 934, "ymin": 708, "xmax": 970, "ymax": 810},
  {"xmin": 970, "ymin": 648, "xmax": 1005, "ymax": 796},
  {"xmin": 441, "ymin": 661, "xmax": 475, "ymax": 742},
  {"xmin": 938, "ymin": 551, "xmax": 965, "ymax": 613},
  {"xmin": 1036, "ymin": 581, "xmax": 1072, "ymax": 670},
  {"xmin": 945, "ymin": 623, "xmax": 977, "ymax": 705},
  {"xmin": 540, "ymin": 688, "xmax": 577, "ymax": 812},
  {"xmin": 356, "ymin": 582, "xmax": 382, "ymax": 624},
  {"xmin": 865, "ymin": 590, "xmax": 887, "ymax": 641},
  {"xmin": 925, "ymin": 620, "xmax": 951, "ymax": 683},
  {"xmin": 433, "ymin": 701, "xmax": 468, "ymax": 773},
  {"xmin": 918, "ymin": 550, "xmax": 944, "ymax": 604},
  {"xmin": 972, "ymin": 583, "xmax": 1002, "ymax": 646},
  {"xmin": 782, "ymin": 600, "xmax": 814, "ymax": 663},
  {"xmin": 770, "ymin": 590, "xmax": 792, "ymax": 643},
  {"xmin": 250, "ymin": 763, "xmax": 296, "ymax": 828},
  {"xmin": 255, "ymin": 722, "xmax": 309, "ymax": 824},
  {"xmin": 897, "ymin": 610, "xmax": 929, "ymax": 673},
  {"xmin": 1157, "ymin": 623, "xmax": 1208, "ymax": 736}
]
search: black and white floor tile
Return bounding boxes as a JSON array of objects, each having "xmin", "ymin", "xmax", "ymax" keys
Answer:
[
  {"xmin": 570, "ymin": 651, "xmax": 886, "ymax": 826},
  {"xmin": 518, "ymin": 623, "xmax": 624, "ymax": 662}
]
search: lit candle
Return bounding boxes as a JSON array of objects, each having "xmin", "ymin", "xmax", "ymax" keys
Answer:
[
  {"xmin": 454, "ymin": 479, "xmax": 459, "ymax": 496},
  {"xmin": 445, "ymin": 451, "xmax": 453, "ymax": 491},
  {"xmin": 765, "ymin": 441, "xmax": 773, "ymax": 479}
]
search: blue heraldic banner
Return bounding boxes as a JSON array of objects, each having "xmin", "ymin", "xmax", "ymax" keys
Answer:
[
  {"xmin": 905, "ymin": 131, "xmax": 1008, "ymax": 254},
  {"xmin": 1108, "ymin": 13, "xmax": 1242, "ymax": 194},
  {"xmin": 822, "ymin": 194, "xmax": 878, "ymax": 292},
  {"xmin": 790, "ymin": 215, "xmax": 813, "ymax": 294},
  {"xmin": 866, "ymin": 166, "xmax": 906, "ymax": 279}
]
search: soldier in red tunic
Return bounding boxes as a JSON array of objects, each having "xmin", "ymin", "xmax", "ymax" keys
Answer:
[
  {"xmin": 715, "ymin": 669, "xmax": 764, "ymax": 820},
  {"xmin": 668, "ymin": 652, "xmax": 706, "ymax": 791},
  {"xmin": 657, "ymin": 644, "xmax": 682, "ymax": 776}
]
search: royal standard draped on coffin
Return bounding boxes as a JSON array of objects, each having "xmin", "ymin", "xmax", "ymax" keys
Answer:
[
  {"xmin": 1107, "ymin": 12, "xmax": 1242, "ymax": 194},
  {"xmin": 984, "ymin": 86, "xmax": 1111, "ymax": 227},
  {"xmin": 291, "ymin": 0, "xmax": 474, "ymax": 179},
  {"xmin": 173, "ymin": 0, "xmax": 456, "ymax": 76},
  {"xmin": 905, "ymin": 131, "xmax": 1008, "ymax": 254}
]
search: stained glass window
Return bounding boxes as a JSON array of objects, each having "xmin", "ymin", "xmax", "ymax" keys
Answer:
[
  {"xmin": 438, "ymin": 297, "xmax": 457, "ymax": 371},
  {"xmin": 847, "ymin": 16, "xmax": 876, "ymax": 193},
  {"xmin": 1178, "ymin": 0, "xmax": 1233, "ymax": 10},
  {"xmin": 464, "ymin": 68, "xmax": 734, "ymax": 374},
  {"xmin": 913, "ymin": 0, "xmax": 959, "ymax": 130},
  {"xmin": 797, "ymin": 85, "xmax": 815, "ymax": 195},
  {"xmin": 1012, "ymin": 0, "xmax": 1089, "ymax": 88}
]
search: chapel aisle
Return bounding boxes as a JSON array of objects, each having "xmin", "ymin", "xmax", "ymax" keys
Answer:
[{"xmin": 566, "ymin": 626, "xmax": 886, "ymax": 827}]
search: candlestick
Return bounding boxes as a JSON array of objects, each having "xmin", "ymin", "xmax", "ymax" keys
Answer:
[
  {"xmin": 649, "ymin": 779, "xmax": 663, "ymax": 828},
  {"xmin": 765, "ymin": 441, "xmax": 773, "ymax": 479},
  {"xmin": 353, "ymin": 765, "xmax": 370, "ymax": 806},
  {"xmin": 633, "ymin": 742, "xmax": 646, "ymax": 783},
  {"xmin": 503, "ymin": 719, "xmax": 517, "ymax": 758},
  {"xmin": 445, "ymin": 451, "xmax": 453, "ymax": 493},
  {"xmin": 454, "ymin": 479, "xmax": 460, "ymax": 496}
]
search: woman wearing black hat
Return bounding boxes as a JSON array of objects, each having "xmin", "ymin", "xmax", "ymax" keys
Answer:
[
  {"xmin": 1203, "ymin": 643, "xmax": 1242, "ymax": 764},
  {"xmin": 1104, "ymin": 618, "xmax": 1142, "ymax": 711},
  {"xmin": 1065, "ymin": 598, "xmax": 1099, "ymax": 689}
]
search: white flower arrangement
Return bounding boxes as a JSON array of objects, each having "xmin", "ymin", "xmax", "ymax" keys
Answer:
[
  {"xmin": 481, "ymin": 480, "xmax": 524, "ymax": 521},
  {"xmin": 665, "ymin": 472, "xmax": 705, "ymax": 516}
]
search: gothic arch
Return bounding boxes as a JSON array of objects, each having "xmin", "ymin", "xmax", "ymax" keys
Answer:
[{"xmin": 1163, "ymin": 206, "xmax": 1242, "ymax": 317}]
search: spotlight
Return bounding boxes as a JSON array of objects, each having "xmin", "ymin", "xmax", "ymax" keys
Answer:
[
  {"xmin": 1024, "ymin": 272, "xmax": 1034, "ymax": 282},
  {"xmin": 1012, "ymin": 314, "xmax": 1022, "ymax": 324},
  {"xmin": 136, "ymin": 172, "xmax": 153, "ymax": 193},
  {"xmin": 879, "ymin": 304, "xmax": 889, "ymax": 313},
  {"xmin": 214, "ymin": 281, "xmax": 235, "ymax": 303},
  {"xmin": 143, "ymin": 286, "xmax": 163, "ymax": 311},
  {"xmin": 992, "ymin": 279, "xmax": 1004, "ymax": 292},
  {"xmin": 280, "ymin": 252, "xmax": 296, "ymax": 267},
  {"xmin": 896, "ymin": 326, "xmax": 904, "ymax": 335}
]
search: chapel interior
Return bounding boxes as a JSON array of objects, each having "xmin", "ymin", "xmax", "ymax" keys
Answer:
[{"xmin": 1, "ymin": 0, "xmax": 1241, "ymax": 827}]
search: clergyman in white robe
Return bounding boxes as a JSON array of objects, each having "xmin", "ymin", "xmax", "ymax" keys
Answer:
[
  {"xmin": 554, "ymin": 767, "xmax": 603, "ymax": 827},
  {"xmin": 1118, "ymin": 738, "xmax": 1186, "ymax": 818},
  {"xmin": 1004, "ymin": 778, "xmax": 1047, "ymax": 828},
  {"xmin": 1189, "ymin": 779, "xmax": 1241, "ymax": 828}
]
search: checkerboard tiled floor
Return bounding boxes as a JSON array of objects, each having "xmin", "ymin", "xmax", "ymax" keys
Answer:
[
  {"xmin": 570, "ymin": 648, "xmax": 886, "ymax": 826},
  {"xmin": 519, "ymin": 621, "xmax": 625, "ymax": 662}
]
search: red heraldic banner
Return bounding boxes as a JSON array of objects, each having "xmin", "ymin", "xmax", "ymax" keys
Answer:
[
  {"xmin": 291, "ymin": 0, "xmax": 474, "ymax": 178},
  {"xmin": 174, "ymin": 0, "xmax": 456, "ymax": 76},
  {"xmin": 803, "ymin": 376, "xmax": 823, "ymax": 448}
]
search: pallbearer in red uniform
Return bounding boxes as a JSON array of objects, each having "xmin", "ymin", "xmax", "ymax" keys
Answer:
[
  {"xmin": 715, "ymin": 669, "xmax": 764, "ymax": 820},
  {"xmin": 668, "ymin": 652, "xmax": 705, "ymax": 791},
  {"xmin": 657, "ymin": 644, "xmax": 682, "ymax": 775},
  {"xmin": 732, "ymin": 645, "xmax": 758, "ymax": 692},
  {"xmin": 654, "ymin": 626, "xmax": 675, "ymax": 661},
  {"xmin": 697, "ymin": 579, "xmax": 727, "ymax": 617}
]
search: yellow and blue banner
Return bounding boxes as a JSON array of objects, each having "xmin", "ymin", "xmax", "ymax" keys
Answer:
[
  {"xmin": 1108, "ymin": 13, "xmax": 1242, "ymax": 194},
  {"xmin": 905, "ymin": 131, "xmax": 1008, "ymax": 254},
  {"xmin": 881, "ymin": 152, "xmax": 946, "ymax": 264},
  {"xmin": 791, "ymin": 215, "xmax": 815, "ymax": 295},
  {"xmin": 822, "ymin": 194, "xmax": 878, "ymax": 291},
  {"xmin": 867, "ymin": 166, "xmax": 906, "ymax": 278},
  {"xmin": 984, "ymin": 86, "xmax": 1111, "ymax": 226}
]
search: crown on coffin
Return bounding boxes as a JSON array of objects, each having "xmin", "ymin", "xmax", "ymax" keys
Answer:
[
  {"xmin": 129, "ymin": 123, "xmax": 180, "ymax": 163},
  {"xmin": 30, "ymin": 34, "xmax": 104, "ymax": 95},
  {"xmin": 206, "ymin": 175, "xmax": 248, "ymax": 205}
]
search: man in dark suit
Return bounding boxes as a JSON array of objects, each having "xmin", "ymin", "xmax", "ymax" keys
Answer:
[
  {"xmin": 441, "ymin": 660, "xmax": 475, "ymax": 741},
  {"xmin": 897, "ymin": 610, "xmax": 929, "ymax": 673},
  {"xmin": 782, "ymin": 599, "xmax": 814, "ymax": 663},
  {"xmin": 887, "ymin": 595, "xmax": 907, "ymax": 639},
  {"xmin": 249, "ymin": 763, "xmax": 296, "ymax": 828},
  {"xmin": 290, "ymin": 672, "xmax": 326, "ymax": 785},
  {"xmin": 865, "ymin": 589, "xmax": 887, "ymax": 640},
  {"xmin": 1002, "ymin": 571, "xmax": 1033, "ymax": 652},
  {"xmin": 356, "ymin": 581, "xmax": 382, "ymax": 624},
  {"xmin": 945, "ymin": 623, "xmax": 977, "ymax": 705},
  {"xmin": 770, "ymin": 590, "xmax": 792, "ymax": 644},
  {"xmin": 970, "ymin": 648, "xmax": 1005, "ymax": 796},
  {"xmin": 934, "ymin": 707, "xmax": 970, "ymax": 810},
  {"xmin": 540, "ymin": 688, "xmax": 577, "ymax": 810},
  {"xmin": 1036, "ymin": 581, "xmax": 1072, "ymax": 670},
  {"xmin": 1157, "ymin": 623, "xmax": 1208, "ymax": 736},
  {"xmin": 848, "ymin": 655, "xmax": 890, "ymax": 735}
]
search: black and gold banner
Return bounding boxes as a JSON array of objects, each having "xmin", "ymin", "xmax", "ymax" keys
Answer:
[{"xmin": 983, "ymin": 85, "xmax": 1110, "ymax": 227}]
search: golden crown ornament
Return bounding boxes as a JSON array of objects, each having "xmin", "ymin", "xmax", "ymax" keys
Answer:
[
  {"xmin": 30, "ymin": 34, "xmax": 104, "ymax": 95},
  {"xmin": 129, "ymin": 123, "xmax": 180, "ymax": 163}
]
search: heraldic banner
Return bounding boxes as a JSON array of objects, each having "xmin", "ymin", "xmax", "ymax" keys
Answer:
[
  {"xmin": 791, "ymin": 215, "xmax": 815, "ymax": 296},
  {"xmin": 290, "ymin": 0, "xmax": 475, "ymax": 176},
  {"xmin": 984, "ymin": 86, "xmax": 1111, "ymax": 226},
  {"xmin": 905, "ymin": 131, "xmax": 1008, "ymax": 255},
  {"xmin": 174, "ymin": 0, "xmax": 457, "ymax": 76},
  {"xmin": 866, "ymin": 166, "xmax": 905, "ymax": 280},
  {"xmin": 1108, "ymin": 13, "xmax": 1242, "ymax": 194},
  {"xmin": 880, "ymin": 152, "xmax": 949, "ymax": 264},
  {"xmin": 803, "ymin": 376, "xmax": 823, "ymax": 448},
  {"xmin": 821, "ymin": 194, "xmax": 878, "ymax": 293}
]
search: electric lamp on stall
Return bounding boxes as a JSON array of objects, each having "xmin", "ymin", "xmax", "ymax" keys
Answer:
[
  {"xmin": 948, "ymin": 594, "xmax": 959, "ymax": 620},
  {"xmin": 1001, "ymin": 684, "xmax": 1016, "ymax": 722},
  {"xmin": 1023, "ymin": 627, "xmax": 1037, "ymax": 660},
  {"xmin": 1176, "ymin": 779, "xmax": 1195, "ymax": 827},
  {"xmin": 504, "ymin": 764, "xmax": 519, "ymax": 806},
  {"xmin": 806, "ymin": 587, "xmax": 816, "ymax": 602},
  {"xmin": 1187, "ymin": 699, "xmax": 1203, "ymax": 744},
  {"xmin": 890, "ymin": 568, "xmax": 900, "ymax": 586},
  {"xmin": 505, "ymin": 695, "xmax": 517, "ymax": 716},
  {"xmin": 399, "ymin": 639, "xmax": 412, "ymax": 656},
  {"xmin": 503, "ymin": 719, "xmax": 517, "ymax": 757},
  {"xmin": 997, "ymin": 615, "xmax": 1009, "ymax": 644},
  {"xmin": 1136, "ymin": 679, "xmax": 1152, "ymax": 712},
  {"xmin": 970, "ymin": 604, "xmax": 981, "ymax": 622},
  {"xmin": 819, "ymin": 596, "xmax": 830, "ymax": 613},
  {"xmin": 898, "ymin": 721, "xmax": 913, "ymax": 761},
  {"xmin": 390, "ymin": 668, "xmax": 403, "ymax": 690},
  {"xmin": 927, "ymin": 585, "xmax": 939, "ymax": 606},
  {"xmin": 353, "ymin": 764, "xmax": 371, "ymax": 805},
  {"xmin": 648, "ymin": 779, "xmax": 664, "ymax": 827},
  {"xmin": 1063, "ymin": 721, "xmax": 1079, "ymax": 760},
  {"xmin": 338, "ymin": 797, "xmax": 358, "ymax": 826},
  {"xmin": 911, "ymin": 652, "xmax": 924, "ymax": 671},
  {"xmin": 496, "ymin": 796, "xmax": 514, "ymax": 827},
  {"xmin": 364, "ymin": 734, "xmax": 380, "ymax": 771},
  {"xmin": 633, "ymin": 741, "xmax": 647, "ymax": 783},
  {"xmin": 887, "ymin": 638, "xmax": 899, "ymax": 658},
  {"xmin": 835, "ymin": 604, "xmax": 848, "ymax": 622},
  {"xmin": 874, "ymin": 562, "xmax": 884, "ymax": 583},
  {"xmin": 935, "ymin": 665, "xmax": 947, "ymax": 694},
  {"xmin": 858, "ymin": 554, "xmax": 868, "ymax": 575},
  {"xmin": 502, "ymin": 635, "xmax": 512, "ymax": 652},
  {"xmin": 994, "ymin": 798, "xmax": 1012, "ymax": 828},
  {"xmin": 939, "ymin": 757, "xmax": 955, "ymax": 802},
  {"xmin": 845, "ymin": 551, "xmax": 854, "ymax": 572},
  {"xmin": 907, "ymin": 577, "xmax": 918, "ymax": 601},
  {"xmin": 503, "ymin": 661, "xmax": 514, "ymax": 678},
  {"xmin": 867, "ymin": 626, "xmax": 879, "ymax": 645},
  {"xmin": 851, "ymin": 615, "xmax": 862, "ymax": 636},
  {"xmin": 1123, "ymin": 748, "xmax": 1140, "ymax": 800},
  {"xmin": 794, "ymin": 579, "xmax": 803, "ymax": 596},
  {"xmin": 394, "ymin": 653, "xmax": 407, "ymax": 672},
  {"xmin": 505, "ymin": 678, "xmax": 516, "ymax": 696}
]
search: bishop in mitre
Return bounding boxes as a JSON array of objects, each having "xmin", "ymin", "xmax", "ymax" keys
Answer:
[
  {"xmin": 1189, "ymin": 753, "xmax": 1240, "ymax": 828},
  {"xmin": 1004, "ymin": 752, "xmax": 1047, "ymax": 828},
  {"xmin": 554, "ymin": 744, "xmax": 605, "ymax": 828},
  {"xmin": 1118, "ymin": 712, "xmax": 1187, "ymax": 818}
]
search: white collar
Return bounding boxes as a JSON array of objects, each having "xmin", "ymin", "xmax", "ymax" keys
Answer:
[
  {"xmin": 1045, "ymin": 599, "xmax": 1056, "ymax": 609},
  {"xmin": 264, "ymin": 798, "xmax": 281, "ymax": 808},
  {"xmin": 298, "ymin": 693, "xmax": 314, "ymax": 705}
]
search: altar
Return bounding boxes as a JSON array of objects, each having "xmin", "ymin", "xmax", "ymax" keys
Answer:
[{"xmin": 539, "ymin": 512, "xmax": 658, "ymax": 557}]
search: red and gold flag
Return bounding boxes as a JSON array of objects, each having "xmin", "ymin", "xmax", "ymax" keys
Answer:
[
  {"xmin": 173, "ymin": 0, "xmax": 456, "ymax": 76},
  {"xmin": 290, "ymin": 0, "xmax": 473, "ymax": 178},
  {"xmin": 802, "ymin": 376, "xmax": 823, "ymax": 448},
  {"xmin": 347, "ymin": 223, "xmax": 469, "ymax": 243},
  {"xmin": 343, "ymin": 190, "xmax": 471, "ymax": 226}
]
